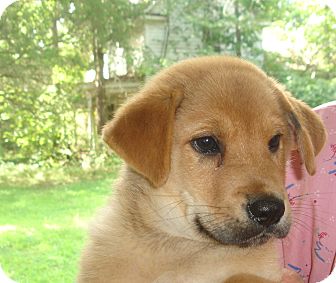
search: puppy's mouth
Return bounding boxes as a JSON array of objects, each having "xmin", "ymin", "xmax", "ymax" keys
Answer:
[{"xmin": 194, "ymin": 215, "xmax": 290, "ymax": 248}]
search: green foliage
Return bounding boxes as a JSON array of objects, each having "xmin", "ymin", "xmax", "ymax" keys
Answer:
[
  {"xmin": 70, "ymin": 0, "xmax": 144, "ymax": 47},
  {"xmin": 286, "ymin": 76, "xmax": 336, "ymax": 107},
  {"xmin": 0, "ymin": 153, "xmax": 121, "ymax": 187},
  {"xmin": 263, "ymin": 53, "xmax": 336, "ymax": 107},
  {"xmin": 153, "ymin": 0, "xmax": 336, "ymax": 106},
  {"xmin": 0, "ymin": 1, "xmax": 87, "ymax": 164},
  {"xmin": 262, "ymin": 1, "xmax": 336, "ymax": 106},
  {"xmin": 183, "ymin": 0, "xmax": 286, "ymax": 57},
  {"xmin": 0, "ymin": 0, "xmax": 144, "ymax": 165},
  {"xmin": 0, "ymin": 0, "xmax": 335, "ymax": 167},
  {"xmin": 137, "ymin": 47, "xmax": 175, "ymax": 77}
]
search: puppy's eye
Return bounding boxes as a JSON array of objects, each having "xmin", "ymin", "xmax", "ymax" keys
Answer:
[
  {"xmin": 191, "ymin": 136, "xmax": 220, "ymax": 155},
  {"xmin": 268, "ymin": 134, "xmax": 282, "ymax": 153}
]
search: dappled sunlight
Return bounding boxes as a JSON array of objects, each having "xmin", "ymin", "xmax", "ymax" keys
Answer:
[
  {"xmin": 0, "ymin": 225, "xmax": 16, "ymax": 234},
  {"xmin": 0, "ymin": 162, "xmax": 118, "ymax": 188},
  {"xmin": 0, "ymin": 225, "xmax": 37, "ymax": 236},
  {"xmin": 43, "ymin": 223, "xmax": 61, "ymax": 230},
  {"xmin": 73, "ymin": 214, "xmax": 89, "ymax": 229}
]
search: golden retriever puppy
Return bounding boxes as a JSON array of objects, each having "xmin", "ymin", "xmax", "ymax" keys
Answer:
[{"xmin": 77, "ymin": 56, "xmax": 326, "ymax": 283}]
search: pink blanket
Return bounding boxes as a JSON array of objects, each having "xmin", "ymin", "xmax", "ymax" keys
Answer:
[{"xmin": 280, "ymin": 101, "xmax": 336, "ymax": 282}]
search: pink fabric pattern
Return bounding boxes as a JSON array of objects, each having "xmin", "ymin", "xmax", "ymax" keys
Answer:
[{"xmin": 280, "ymin": 101, "xmax": 336, "ymax": 283}]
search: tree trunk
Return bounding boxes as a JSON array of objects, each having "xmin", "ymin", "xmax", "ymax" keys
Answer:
[
  {"xmin": 234, "ymin": 0, "xmax": 242, "ymax": 57},
  {"xmin": 52, "ymin": 0, "xmax": 59, "ymax": 50},
  {"xmin": 93, "ymin": 29, "xmax": 107, "ymax": 135},
  {"xmin": 162, "ymin": 0, "xmax": 171, "ymax": 58},
  {"xmin": 73, "ymin": 108, "xmax": 78, "ymax": 148},
  {"xmin": 87, "ymin": 92, "xmax": 97, "ymax": 152}
]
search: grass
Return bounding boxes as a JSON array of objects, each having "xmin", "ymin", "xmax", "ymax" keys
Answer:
[{"xmin": 0, "ymin": 170, "xmax": 118, "ymax": 283}]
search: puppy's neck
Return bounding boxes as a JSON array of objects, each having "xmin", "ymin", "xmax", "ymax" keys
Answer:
[{"xmin": 115, "ymin": 166, "xmax": 210, "ymax": 251}]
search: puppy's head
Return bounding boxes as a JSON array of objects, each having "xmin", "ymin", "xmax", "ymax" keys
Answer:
[{"xmin": 103, "ymin": 56, "xmax": 326, "ymax": 247}]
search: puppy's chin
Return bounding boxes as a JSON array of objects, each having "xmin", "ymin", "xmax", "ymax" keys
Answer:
[{"xmin": 194, "ymin": 215, "xmax": 291, "ymax": 248}]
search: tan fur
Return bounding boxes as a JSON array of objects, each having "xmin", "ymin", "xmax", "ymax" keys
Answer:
[
  {"xmin": 77, "ymin": 56, "xmax": 326, "ymax": 283},
  {"xmin": 225, "ymin": 273, "xmax": 275, "ymax": 283}
]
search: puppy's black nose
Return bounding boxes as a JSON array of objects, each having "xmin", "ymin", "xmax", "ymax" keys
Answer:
[{"xmin": 247, "ymin": 197, "xmax": 285, "ymax": 227}]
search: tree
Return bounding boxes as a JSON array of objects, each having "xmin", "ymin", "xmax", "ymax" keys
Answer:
[
  {"xmin": 0, "ymin": 0, "xmax": 83, "ymax": 163},
  {"xmin": 68, "ymin": 0, "xmax": 145, "ymax": 134},
  {"xmin": 184, "ymin": 0, "xmax": 285, "ymax": 59},
  {"xmin": 0, "ymin": 0, "xmax": 148, "ymax": 164},
  {"xmin": 263, "ymin": 0, "xmax": 336, "ymax": 106}
]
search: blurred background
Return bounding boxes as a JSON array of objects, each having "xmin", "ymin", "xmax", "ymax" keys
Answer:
[{"xmin": 0, "ymin": 0, "xmax": 335, "ymax": 282}]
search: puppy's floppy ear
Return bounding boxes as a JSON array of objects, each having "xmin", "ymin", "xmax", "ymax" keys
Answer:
[
  {"xmin": 103, "ymin": 89, "xmax": 183, "ymax": 187},
  {"xmin": 280, "ymin": 91, "xmax": 326, "ymax": 175}
]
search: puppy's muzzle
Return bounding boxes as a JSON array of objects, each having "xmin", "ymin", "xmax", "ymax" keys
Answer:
[
  {"xmin": 194, "ymin": 194, "xmax": 290, "ymax": 247},
  {"xmin": 247, "ymin": 196, "xmax": 285, "ymax": 227}
]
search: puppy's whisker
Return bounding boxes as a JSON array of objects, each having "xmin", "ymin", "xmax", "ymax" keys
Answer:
[
  {"xmin": 197, "ymin": 218, "xmax": 233, "ymax": 234},
  {"xmin": 289, "ymin": 191, "xmax": 336, "ymax": 201},
  {"xmin": 292, "ymin": 216, "xmax": 312, "ymax": 227},
  {"xmin": 291, "ymin": 211, "xmax": 334, "ymax": 227},
  {"xmin": 291, "ymin": 219, "xmax": 312, "ymax": 234},
  {"xmin": 132, "ymin": 185, "xmax": 182, "ymax": 199},
  {"xmin": 153, "ymin": 212, "xmax": 209, "ymax": 223},
  {"xmin": 188, "ymin": 204, "xmax": 230, "ymax": 210},
  {"xmin": 184, "ymin": 242, "xmax": 214, "ymax": 261},
  {"xmin": 291, "ymin": 203, "xmax": 321, "ymax": 209},
  {"xmin": 151, "ymin": 193, "xmax": 182, "ymax": 198},
  {"xmin": 295, "ymin": 218, "xmax": 335, "ymax": 232},
  {"xmin": 166, "ymin": 200, "xmax": 185, "ymax": 214},
  {"xmin": 291, "ymin": 200, "xmax": 321, "ymax": 205},
  {"xmin": 291, "ymin": 202, "xmax": 330, "ymax": 212},
  {"xmin": 146, "ymin": 199, "xmax": 185, "ymax": 220},
  {"xmin": 194, "ymin": 212, "xmax": 232, "ymax": 225},
  {"xmin": 181, "ymin": 215, "xmax": 220, "ymax": 234},
  {"xmin": 291, "ymin": 206, "xmax": 331, "ymax": 215},
  {"xmin": 292, "ymin": 211, "xmax": 325, "ymax": 224},
  {"xmin": 292, "ymin": 197, "xmax": 331, "ymax": 204},
  {"xmin": 289, "ymin": 197, "xmax": 330, "ymax": 204},
  {"xmin": 156, "ymin": 200, "xmax": 184, "ymax": 211},
  {"xmin": 288, "ymin": 194, "xmax": 311, "ymax": 201}
]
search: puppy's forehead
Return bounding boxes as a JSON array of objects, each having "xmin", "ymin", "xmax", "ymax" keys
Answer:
[{"xmin": 175, "ymin": 63, "xmax": 285, "ymax": 134}]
